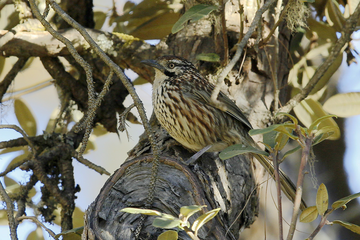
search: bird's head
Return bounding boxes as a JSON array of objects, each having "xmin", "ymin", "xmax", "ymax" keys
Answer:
[{"xmin": 142, "ymin": 56, "xmax": 197, "ymax": 82}]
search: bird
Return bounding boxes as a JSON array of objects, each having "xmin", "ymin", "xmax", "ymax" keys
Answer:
[{"xmin": 142, "ymin": 55, "xmax": 306, "ymax": 210}]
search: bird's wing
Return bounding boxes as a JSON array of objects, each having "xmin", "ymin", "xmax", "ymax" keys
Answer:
[{"xmin": 185, "ymin": 82, "xmax": 253, "ymax": 129}]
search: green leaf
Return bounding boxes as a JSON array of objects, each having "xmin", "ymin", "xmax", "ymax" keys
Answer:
[
  {"xmin": 196, "ymin": 53, "xmax": 220, "ymax": 62},
  {"xmin": 111, "ymin": 0, "xmax": 182, "ymax": 39},
  {"xmin": 324, "ymin": 0, "xmax": 345, "ymax": 32},
  {"xmin": 55, "ymin": 226, "xmax": 83, "ymax": 239},
  {"xmin": 262, "ymin": 130, "xmax": 278, "ymax": 149},
  {"xmin": 4, "ymin": 176, "xmax": 20, "ymax": 195},
  {"xmin": 323, "ymin": 92, "xmax": 360, "ymax": 117},
  {"xmin": 282, "ymin": 145, "xmax": 301, "ymax": 159},
  {"xmin": 153, "ymin": 217, "xmax": 182, "ymax": 229},
  {"xmin": 158, "ymin": 230, "xmax": 178, "ymax": 240},
  {"xmin": 299, "ymin": 206, "xmax": 318, "ymax": 223},
  {"xmin": 310, "ymin": 49, "xmax": 343, "ymax": 95},
  {"xmin": 0, "ymin": 56, "xmax": 5, "ymax": 76},
  {"xmin": 94, "ymin": 11, "xmax": 107, "ymax": 30},
  {"xmin": 219, "ymin": 145, "xmax": 268, "ymax": 160},
  {"xmin": 306, "ymin": 18, "xmax": 337, "ymax": 44},
  {"xmin": 294, "ymin": 98, "xmax": 340, "ymax": 140},
  {"xmin": 274, "ymin": 133, "xmax": 289, "ymax": 151},
  {"xmin": 191, "ymin": 208, "xmax": 220, "ymax": 236},
  {"xmin": 308, "ymin": 114, "xmax": 337, "ymax": 131},
  {"xmin": 316, "ymin": 183, "xmax": 329, "ymax": 215},
  {"xmin": 120, "ymin": 207, "xmax": 162, "ymax": 216},
  {"xmin": 180, "ymin": 205, "xmax": 205, "ymax": 222},
  {"xmin": 27, "ymin": 228, "xmax": 43, "ymax": 240},
  {"xmin": 5, "ymin": 11, "xmax": 19, "ymax": 30},
  {"xmin": 275, "ymin": 112, "xmax": 298, "ymax": 125},
  {"xmin": 82, "ymin": 140, "xmax": 96, "ymax": 154},
  {"xmin": 171, "ymin": 4, "xmax": 218, "ymax": 34},
  {"xmin": 72, "ymin": 207, "xmax": 85, "ymax": 228},
  {"xmin": 332, "ymin": 192, "xmax": 360, "ymax": 210},
  {"xmin": 129, "ymin": 12, "xmax": 181, "ymax": 40},
  {"xmin": 14, "ymin": 99, "xmax": 37, "ymax": 136},
  {"xmin": 0, "ymin": 210, "xmax": 10, "ymax": 225},
  {"xmin": 92, "ymin": 124, "xmax": 108, "ymax": 137},
  {"xmin": 249, "ymin": 123, "xmax": 295, "ymax": 136},
  {"xmin": 133, "ymin": 76, "xmax": 149, "ymax": 85},
  {"xmin": 333, "ymin": 220, "xmax": 360, "ymax": 234}
]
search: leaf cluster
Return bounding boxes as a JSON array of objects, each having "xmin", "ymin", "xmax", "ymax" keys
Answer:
[{"xmin": 121, "ymin": 205, "xmax": 220, "ymax": 240}]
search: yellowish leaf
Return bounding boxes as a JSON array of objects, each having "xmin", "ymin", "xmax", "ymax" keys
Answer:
[
  {"xmin": 158, "ymin": 230, "xmax": 178, "ymax": 240},
  {"xmin": 333, "ymin": 220, "xmax": 360, "ymax": 234},
  {"xmin": 323, "ymin": 92, "xmax": 360, "ymax": 117},
  {"xmin": 14, "ymin": 99, "xmax": 37, "ymax": 136},
  {"xmin": 316, "ymin": 183, "xmax": 329, "ymax": 215},
  {"xmin": 294, "ymin": 98, "xmax": 340, "ymax": 140},
  {"xmin": 300, "ymin": 206, "xmax": 318, "ymax": 223}
]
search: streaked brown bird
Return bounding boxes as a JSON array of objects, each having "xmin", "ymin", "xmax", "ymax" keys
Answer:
[{"xmin": 142, "ymin": 55, "xmax": 306, "ymax": 210}]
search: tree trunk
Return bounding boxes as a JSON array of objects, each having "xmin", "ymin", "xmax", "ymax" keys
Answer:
[{"xmin": 83, "ymin": 0, "xmax": 291, "ymax": 239}]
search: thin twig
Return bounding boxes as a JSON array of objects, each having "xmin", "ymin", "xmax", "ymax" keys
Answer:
[
  {"xmin": 72, "ymin": 151, "xmax": 110, "ymax": 175},
  {"xmin": 118, "ymin": 103, "xmax": 136, "ymax": 140},
  {"xmin": 78, "ymin": 70, "xmax": 114, "ymax": 155},
  {"xmin": 0, "ymin": 180, "xmax": 18, "ymax": 240},
  {"xmin": 0, "ymin": 156, "xmax": 30, "ymax": 177},
  {"xmin": 219, "ymin": 0, "xmax": 229, "ymax": 65},
  {"xmin": 286, "ymin": 129, "xmax": 313, "ymax": 240},
  {"xmin": 17, "ymin": 216, "xmax": 56, "ymax": 238},
  {"xmin": 272, "ymin": 150, "xmax": 283, "ymax": 240},
  {"xmin": 261, "ymin": 0, "xmax": 291, "ymax": 45},
  {"xmin": 0, "ymin": 125, "xmax": 36, "ymax": 155},
  {"xmin": 308, "ymin": 210, "xmax": 332, "ymax": 239},
  {"xmin": 226, "ymin": 185, "xmax": 258, "ymax": 236},
  {"xmin": 211, "ymin": 0, "xmax": 277, "ymax": 107},
  {"xmin": 2, "ymin": 79, "xmax": 52, "ymax": 102},
  {"xmin": 28, "ymin": 0, "xmax": 96, "ymax": 113},
  {"xmin": 0, "ymin": 58, "xmax": 28, "ymax": 102},
  {"xmin": 278, "ymin": 2, "xmax": 360, "ymax": 115}
]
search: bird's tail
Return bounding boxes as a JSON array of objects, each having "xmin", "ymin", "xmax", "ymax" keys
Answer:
[
  {"xmin": 251, "ymin": 153, "xmax": 307, "ymax": 210},
  {"xmin": 245, "ymin": 135, "xmax": 307, "ymax": 210}
]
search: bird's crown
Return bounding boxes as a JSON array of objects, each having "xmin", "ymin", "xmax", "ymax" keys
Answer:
[{"xmin": 142, "ymin": 55, "xmax": 197, "ymax": 78}]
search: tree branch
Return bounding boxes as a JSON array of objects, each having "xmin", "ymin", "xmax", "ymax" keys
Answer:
[
  {"xmin": 17, "ymin": 216, "xmax": 56, "ymax": 238},
  {"xmin": 278, "ymin": 2, "xmax": 360, "ymax": 114},
  {"xmin": 29, "ymin": 0, "xmax": 96, "ymax": 112},
  {"xmin": 0, "ymin": 125, "xmax": 36, "ymax": 155},
  {"xmin": 211, "ymin": 0, "xmax": 277, "ymax": 107},
  {"xmin": 0, "ymin": 57, "xmax": 28, "ymax": 102},
  {"xmin": 272, "ymin": 150, "xmax": 283, "ymax": 240},
  {"xmin": 286, "ymin": 130, "xmax": 313, "ymax": 240},
  {"xmin": 32, "ymin": 0, "xmax": 161, "ymax": 235},
  {"xmin": 0, "ymin": 179, "xmax": 18, "ymax": 240},
  {"xmin": 0, "ymin": 29, "xmax": 155, "ymax": 81}
]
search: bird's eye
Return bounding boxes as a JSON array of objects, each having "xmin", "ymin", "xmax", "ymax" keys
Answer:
[{"xmin": 168, "ymin": 63, "xmax": 175, "ymax": 69}]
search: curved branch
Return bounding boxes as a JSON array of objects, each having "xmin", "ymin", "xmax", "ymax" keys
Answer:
[
  {"xmin": 17, "ymin": 216, "xmax": 56, "ymax": 238},
  {"xmin": 0, "ymin": 125, "xmax": 36, "ymax": 155},
  {"xmin": 0, "ymin": 180, "xmax": 17, "ymax": 240},
  {"xmin": 0, "ymin": 29, "xmax": 155, "ymax": 81},
  {"xmin": 0, "ymin": 57, "xmax": 28, "ymax": 102}
]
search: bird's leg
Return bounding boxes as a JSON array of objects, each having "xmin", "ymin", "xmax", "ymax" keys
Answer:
[{"xmin": 185, "ymin": 145, "xmax": 212, "ymax": 165}]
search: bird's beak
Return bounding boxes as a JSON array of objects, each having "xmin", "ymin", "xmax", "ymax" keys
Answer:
[{"xmin": 141, "ymin": 59, "xmax": 165, "ymax": 72}]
